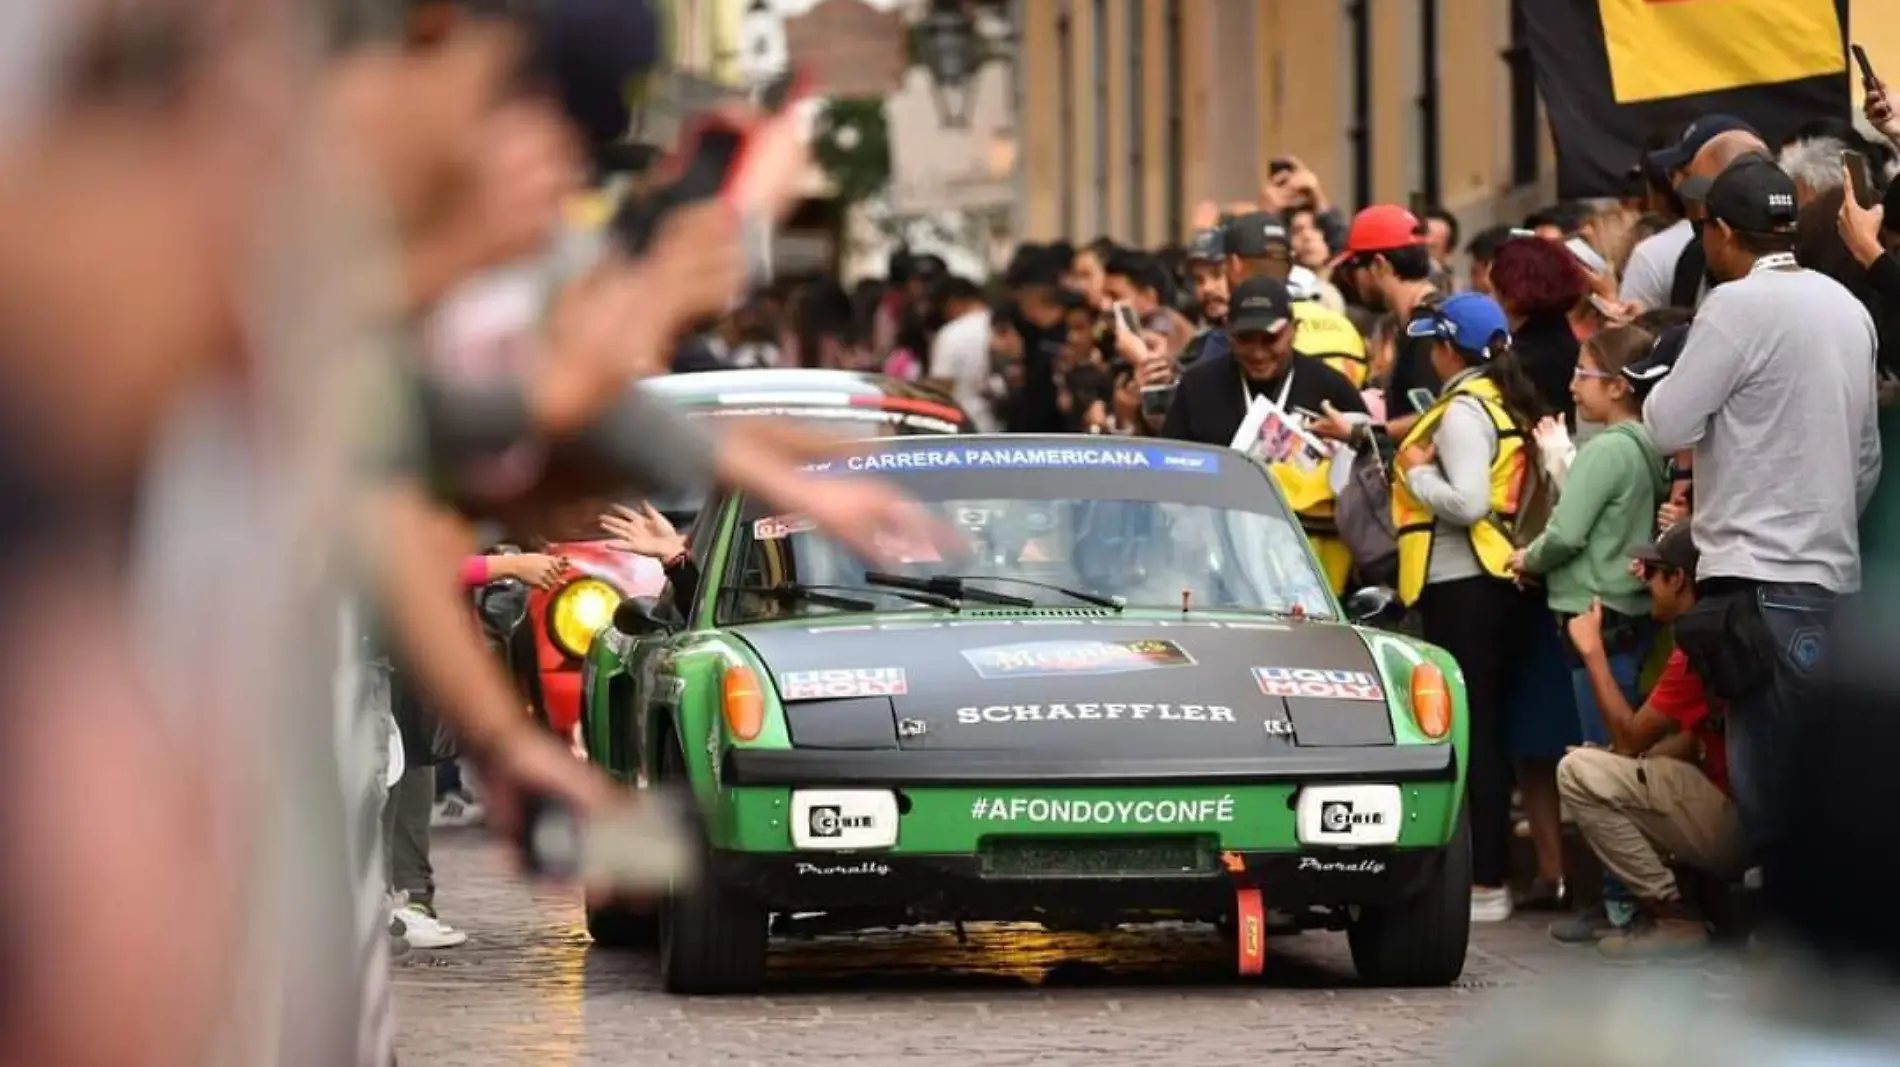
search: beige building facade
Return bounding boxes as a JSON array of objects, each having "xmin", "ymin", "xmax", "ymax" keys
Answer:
[{"xmin": 1015, "ymin": 0, "xmax": 1900, "ymax": 248}]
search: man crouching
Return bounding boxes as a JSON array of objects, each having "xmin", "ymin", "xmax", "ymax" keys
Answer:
[{"xmin": 1560, "ymin": 524, "xmax": 1742, "ymax": 962}]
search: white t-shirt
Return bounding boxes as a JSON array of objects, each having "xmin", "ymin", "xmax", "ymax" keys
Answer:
[
  {"xmin": 1618, "ymin": 219, "xmax": 1701, "ymax": 309},
  {"xmin": 929, "ymin": 307, "xmax": 998, "ymax": 432}
]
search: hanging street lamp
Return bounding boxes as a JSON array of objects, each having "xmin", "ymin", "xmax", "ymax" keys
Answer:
[{"xmin": 915, "ymin": 0, "xmax": 979, "ymax": 128}]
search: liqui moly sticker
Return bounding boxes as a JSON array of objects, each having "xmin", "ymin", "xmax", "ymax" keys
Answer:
[
  {"xmin": 754, "ymin": 515, "xmax": 818, "ymax": 541},
  {"xmin": 778, "ymin": 668, "xmax": 909, "ymax": 701},
  {"xmin": 1252, "ymin": 666, "xmax": 1385, "ymax": 701}
]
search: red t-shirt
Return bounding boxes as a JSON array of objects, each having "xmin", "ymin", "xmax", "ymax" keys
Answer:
[{"xmin": 1647, "ymin": 649, "xmax": 1729, "ymax": 795}]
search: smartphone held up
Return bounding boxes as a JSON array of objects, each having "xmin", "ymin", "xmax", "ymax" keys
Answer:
[
  {"xmin": 1140, "ymin": 383, "xmax": 1178, "ymax": 421},
  {"xmin": 607, "ymin": 69, "xmax": 813, "ymax": 306},
  {"xmin": 1844, "ymin": 149, "xmax": 1876, "ymax": 209},
  {"xmin": 1854, "ymin": 43, "xmax": 1879, "ymax": 89}
]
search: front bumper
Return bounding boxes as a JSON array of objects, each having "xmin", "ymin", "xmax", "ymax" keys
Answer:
[
  {"xmin": 711, "ymin": 846, "xmax": 1447, "ymax": 918},
  {"xmin": 725, "ymin": 744, "xmax": 1456, "ymax": 786}
]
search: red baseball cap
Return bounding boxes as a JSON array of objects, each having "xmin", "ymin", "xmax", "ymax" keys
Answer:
[{"xmin": 1330, "ymin": 204, "xmax": 1426, "ymax": 267}]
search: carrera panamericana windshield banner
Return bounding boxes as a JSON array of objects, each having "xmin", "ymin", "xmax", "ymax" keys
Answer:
[{"xmin": 1518, "ymin": 0, "xmax": 1851, "ymax": 198}]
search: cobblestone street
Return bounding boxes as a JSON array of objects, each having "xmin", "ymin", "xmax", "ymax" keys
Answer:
[{"xmin": 395, "ymin": 832, "xmax": 1739, "ymax": 1067}]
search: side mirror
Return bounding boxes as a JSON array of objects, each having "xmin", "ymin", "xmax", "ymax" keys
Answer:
[
  {"xmin": 476, "ymin": 579, "xmax": 531, "ymax": 639},
  {"xmin": 613, "ymin": 596, "xmax": 680, "ymax": 637},
  {"xmin": 1344, "ymin": 586, "xmax": 1404, "ymax": 627}
]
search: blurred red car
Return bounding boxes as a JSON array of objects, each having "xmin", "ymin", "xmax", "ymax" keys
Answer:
[{"xmin": 485, "ymin": 369, "xmax": 972, "ymax": 743}]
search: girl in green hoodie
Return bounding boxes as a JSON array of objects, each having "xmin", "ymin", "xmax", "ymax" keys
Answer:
[
  {"xmin": 1508, "ymin": 325, "xmax": 1671, "ymax": 738},
  {"xmin": 1507, "ymin": 324, "xmax": 1670, "ymax": 941}
]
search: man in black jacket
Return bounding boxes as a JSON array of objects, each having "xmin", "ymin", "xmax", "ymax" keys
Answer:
[{"xmin": 1160, "ymin": 277, "xmax": 1366, "ymax": 447}]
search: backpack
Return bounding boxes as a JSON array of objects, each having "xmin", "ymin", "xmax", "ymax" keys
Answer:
[
  {"xmin": 1332, "ymin": 441, "xmax": 1399, "ymax": 587},
  {"xmin": 1506, "ymin": 435, "xmax": 1559, "ymax": 548}
]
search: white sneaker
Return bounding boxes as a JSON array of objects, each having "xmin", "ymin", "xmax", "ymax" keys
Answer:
[
  {"xmin": 394, "ymin": 903, "xmax": 468, "ymax": 949},
  {"xmin": 431, "ymin": 791, "xmax": 485, "ymax": 829},
  {"xmin": 1471, "ymin": 886, "xmax": 1515, "ymax": 923}
]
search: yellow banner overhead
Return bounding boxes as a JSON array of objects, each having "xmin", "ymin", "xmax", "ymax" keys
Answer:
[
  {"xmin": 1600, "ymin": 0, "xmax": 1847, "ymax": 104},
  {"xmin": 1517, "ymin": 0, "xmax": 1851, "ymax": 197}
]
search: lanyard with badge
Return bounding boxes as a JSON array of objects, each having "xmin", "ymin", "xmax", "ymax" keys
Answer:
[
  {"xmin": 1232, "ymin": 361, "xmax": 1326, "ymax": 471},
  {"xmin": 1749, "ymin": 252, "xmax": 1799, "ymax": 276},
  {"xmin": 1238, "ymin": 362, "xmax": 1296, "ymax": 414}
]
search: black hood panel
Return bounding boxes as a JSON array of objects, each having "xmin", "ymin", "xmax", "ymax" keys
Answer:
[{"xmin": 741, "ymin": 618, "xmax": 1393, "ymax": 754}]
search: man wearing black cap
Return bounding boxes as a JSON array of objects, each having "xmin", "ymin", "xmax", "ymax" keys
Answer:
[
  {"xmin": 1159, "ymin": 276, "xmax": 1365, "ymax": 447},
  {"xmin": 1176, "ymin": 212, "xmax": 1288, "ymax": 369},
  {"xmin": 1182, "ymin": 225, "xmax": 1230, "ymax": 331},
  {"xmin": 1643, "ymin": 154, "xmax": 1882, "ymax": 883},
  {"xmin": 1223, "ymin": 210, "xmax": 1294, "ymax": 282},
  {"xmin": 1620, "ymin": 115, "xmax": 1767, "ymax": 312}
]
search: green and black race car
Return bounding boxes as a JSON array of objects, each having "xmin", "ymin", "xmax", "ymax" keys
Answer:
[{"xmin": 577, "ymin": 434, "xmax": 1471, "ymax": 994}]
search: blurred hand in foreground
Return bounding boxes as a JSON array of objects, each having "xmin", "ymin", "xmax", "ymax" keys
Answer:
[{"xmin": 532, "ymin": 202, "xmax": 746, "ymax": 434}]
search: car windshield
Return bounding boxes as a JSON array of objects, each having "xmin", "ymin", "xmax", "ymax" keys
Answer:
[{"xmin": 715, "ymin": 441, "xmax": 1334, "ymax": 623}]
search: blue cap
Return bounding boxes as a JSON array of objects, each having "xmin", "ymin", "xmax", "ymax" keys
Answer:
[
  {"xmin": 1645, "ymin": 114, "xmax": 1762, "ymax": 176},
  {"xmin": 1404, "ymin": 293, "xmax": 1511, "ymax": 357}
]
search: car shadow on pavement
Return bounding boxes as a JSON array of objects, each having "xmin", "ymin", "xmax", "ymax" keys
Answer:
[{"xmin": 578, "ymin": 923, "xmax": 1362, "ymax": 996}]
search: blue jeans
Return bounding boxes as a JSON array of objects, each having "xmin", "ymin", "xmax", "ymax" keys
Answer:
[
  {"xmin": 1725, "ymin": 583, "xmax": 1840, "ymax": 869},
  {"xmin": 1569, "ymin": 636, "xmax": 1648, "ymax": 919}
]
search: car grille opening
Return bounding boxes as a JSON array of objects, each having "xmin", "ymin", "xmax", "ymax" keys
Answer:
[{"xmin": 978, "ymin": 836, "xmax": 1219, "ymax": 879}]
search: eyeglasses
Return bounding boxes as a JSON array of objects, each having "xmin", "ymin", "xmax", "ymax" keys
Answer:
[{"xmin": 1573, "ymin": 366, "xmax": 1618, "ymax": 381}]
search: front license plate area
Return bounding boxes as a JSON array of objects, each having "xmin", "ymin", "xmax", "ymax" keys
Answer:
[{"xmin": 978, "ymin": 836, "xmax": 1219, "ymax": 879}]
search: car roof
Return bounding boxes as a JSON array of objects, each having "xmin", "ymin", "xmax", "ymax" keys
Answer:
[
  {"xmin": 644, "ymin": 368, "xmax": 954, "ymax": 406},
  {"xmin": 853, "ymin": 433, "xmax": 1228, "ymax": 455}
]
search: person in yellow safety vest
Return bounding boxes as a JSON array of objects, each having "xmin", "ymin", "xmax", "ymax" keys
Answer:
[
  {"xmin": 1388, "ymin": 290, "xmax": 1550, "ymax": 922},
  {"xmin": 1287, "ymin": 266, "xmax": 1371, "ymax": 388},
  {"xmin": 1273, "ymin": 268, "xmax": 1366, "ymax": 590}
]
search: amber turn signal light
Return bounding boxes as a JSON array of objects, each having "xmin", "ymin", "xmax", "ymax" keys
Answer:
[
  {"xmin": 1410, "ymin": 662, "xmax": 1452, "ymax": 739},
  {"xmin": 723, "ymin": 665, "xmax": 765, "ymax": 741}
]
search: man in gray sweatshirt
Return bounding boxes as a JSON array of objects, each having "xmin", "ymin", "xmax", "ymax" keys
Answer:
[{"xmin": 1642, "ymin": 154, "xmax": 1882, "ymax": 877}]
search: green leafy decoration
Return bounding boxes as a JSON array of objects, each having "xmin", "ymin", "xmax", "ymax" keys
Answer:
[{"xmin": 812, "ymin": 98, "xmax": 892, "ymax": 206}]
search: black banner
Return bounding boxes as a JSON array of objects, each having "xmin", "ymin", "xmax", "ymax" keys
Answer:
[{"xmin": 1517, "ymin": 0, "xmax": 1852, "ymax": 198}]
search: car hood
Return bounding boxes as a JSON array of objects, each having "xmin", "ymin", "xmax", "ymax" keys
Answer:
[{"xmin": 737, "ymin": 617, "xmax": 1398, "ymax": 754}]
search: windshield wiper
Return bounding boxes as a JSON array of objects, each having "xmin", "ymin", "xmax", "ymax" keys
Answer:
[
  {"xmin": 720, "ymin": 582, "xmax": 958, "ymax": 612},
  {"xmin": 911, "ymin": 572, "xmax": 1126, "ymax": 612},
  {"xmin": 863, "ymin": 571, "xmax": 1042, "ymax": 609}
]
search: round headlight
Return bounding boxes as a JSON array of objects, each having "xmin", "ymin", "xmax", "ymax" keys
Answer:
[{"xmin": 549, "ymin": 578, "xmax": 623, "ymax": 658}]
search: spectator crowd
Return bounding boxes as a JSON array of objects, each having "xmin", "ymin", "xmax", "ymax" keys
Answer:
[{"xmin": 696, "ymin": 91, "xmax": 1900, "ymax": 968}]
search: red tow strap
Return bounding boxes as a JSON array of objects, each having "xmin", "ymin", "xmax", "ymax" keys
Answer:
[{"xmin": 1224, "ymin": 851, "xmax": 1266, "ymax": 976}]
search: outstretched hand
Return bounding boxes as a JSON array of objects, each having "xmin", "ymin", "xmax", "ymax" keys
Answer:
[{"xmin": 601, "ymin": 502, "xmax": 686, "ymax": 561}]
